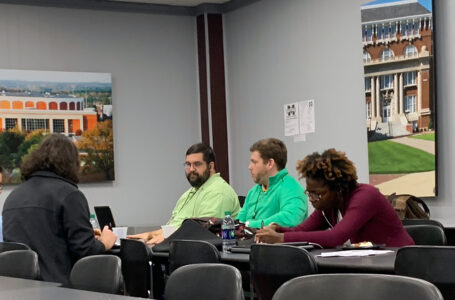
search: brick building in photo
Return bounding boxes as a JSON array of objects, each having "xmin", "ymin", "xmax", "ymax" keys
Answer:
[
  {"xmin": 0, "ymin": 94, "xmax": 97, "ymax": 135},
  {"xmin": 361, "ymin": 0, "xmax": 433, "ymax": 140}
]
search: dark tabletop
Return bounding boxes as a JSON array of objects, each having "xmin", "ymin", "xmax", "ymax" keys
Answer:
[
  {"xmin": 151, "ymin": 247, "xmax": 397, "ymax": 273},
  {"xmin": 312, "ymin": 248, "xmax": 397, "ymax": 273},
  {"xmin": 0, "ymin": 276, "xmax": 145, "ymax": 300}
]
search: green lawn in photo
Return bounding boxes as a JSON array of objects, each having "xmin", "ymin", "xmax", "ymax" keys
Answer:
[
  {"xmin": 368, "ymin": 140, "xmax": 435, "ymax": 174},
  {"xmin": 409, "ymin": 132, "xmax": 435, "ymax": 141}
]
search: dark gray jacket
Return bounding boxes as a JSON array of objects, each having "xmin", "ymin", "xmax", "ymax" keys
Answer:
[{"xmin": 2, "ymin": 171, "xmax": 105, "ymax": 285}]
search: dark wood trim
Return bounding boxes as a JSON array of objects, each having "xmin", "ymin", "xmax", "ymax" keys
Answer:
[
  {"xmin": 0, "ymin": 0, "xmax": 261, "ymax": 16},
  {"xmin": 207, "ymin": 13, "xmax": 229, "ymax": 182},
  {"xmin": 197, "ymin": 14, "xmax": 210, "ymax": 145}
]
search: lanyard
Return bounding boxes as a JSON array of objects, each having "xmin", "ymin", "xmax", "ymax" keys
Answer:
[{"xmin": 169, "ymin": 189, "xmax": 198, "ymax": 223}]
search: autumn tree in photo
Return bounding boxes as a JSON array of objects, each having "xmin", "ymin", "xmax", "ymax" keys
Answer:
[{"xmin": 77, "ymin": 120, "xmax": 115, "ymax": 180}]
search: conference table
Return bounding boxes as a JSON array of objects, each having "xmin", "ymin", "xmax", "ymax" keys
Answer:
[
  {"xmin": 152, "ymin": 247, "xmax": 397, "ymax": 274},
  {"xmin": 0, "ymin": 276, "xmax": 145, "ymax": 300}
]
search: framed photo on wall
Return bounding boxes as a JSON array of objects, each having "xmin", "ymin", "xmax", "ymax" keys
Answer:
[
  {"xmin": 0, "ymin": 69, "xmax": 114, "ymax": 184},
  {"xmin": 360, "ymin": 0, "xmax": 436, "ymax": 197}
]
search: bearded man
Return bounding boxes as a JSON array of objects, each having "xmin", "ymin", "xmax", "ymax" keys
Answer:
[
  {"xmin": 128, "ymin": 143, "xmax": 239, "ymax": 244},
  {"xmin": 236, "ymin": 138, "xmax": 307, "ymax": 228}
]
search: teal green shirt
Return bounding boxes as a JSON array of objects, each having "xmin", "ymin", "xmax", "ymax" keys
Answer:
[
  {"xmin": 168, "ymin": 173, "xmax": 240, "ymax": 227},
  {"xmin": 237, "ymin": 168, "xmax": 308, "ymax": 228}
]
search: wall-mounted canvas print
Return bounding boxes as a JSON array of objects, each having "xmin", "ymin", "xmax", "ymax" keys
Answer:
[
  {"xmin": 0, "ymin": 69, "xmax": 114, "ymax": 184},
  {"xmin": 361, "ymin": 0, "xmax": 436, "ymax": 197}
]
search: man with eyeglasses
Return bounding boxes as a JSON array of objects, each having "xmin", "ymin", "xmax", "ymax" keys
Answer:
[
  {"xmin": 128, "ymin": 143, "xmax": 240, "ymax": 244},
  {"xmin": 237, "ymin": 138, "xmax": 308, "ymax": 228}
]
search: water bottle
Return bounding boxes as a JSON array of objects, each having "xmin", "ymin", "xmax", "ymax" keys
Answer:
[
  {"xmin": 90, "ymin": 214, "xmax": 99, "ymax": 230},
  {"xmin": 222, "ymin": 211, "xmax": 236, "ymax": 253}
]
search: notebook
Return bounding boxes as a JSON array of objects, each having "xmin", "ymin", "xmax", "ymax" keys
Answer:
[{"xmin": 229, "ymin": 241, "xmax": 315, "ymax": 254}]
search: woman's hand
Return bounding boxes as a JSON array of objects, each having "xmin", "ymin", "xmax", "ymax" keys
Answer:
[{"xmin": 255, "ymin": 227, "xmax": 285, "ymax": 244}]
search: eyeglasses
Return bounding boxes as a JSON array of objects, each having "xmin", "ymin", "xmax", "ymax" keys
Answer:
[
  {"xmin": 305, "ymin": 190, "xmax": 322, "ymax": 201},
  {"xmin": 183, "ymin": 161, "xmax": 205, "ymax": 169}
]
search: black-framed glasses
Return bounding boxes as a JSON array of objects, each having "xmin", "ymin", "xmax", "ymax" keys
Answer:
[
  {"xmin": 183, "ymin": 161, "xmax": 205, "ymax": 169},
  {"xmin": 305, "ymin": 190, "xmax": 322, "ymax": 201}
]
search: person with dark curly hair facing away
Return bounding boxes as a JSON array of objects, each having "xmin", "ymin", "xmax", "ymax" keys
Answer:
[
  {"xmin": 255, "ymin": 148, "xmax": 414, "ymax": 248},
  {"xmin": 2, "ymin": 134, "xmax": 117, "ymax": 285}
]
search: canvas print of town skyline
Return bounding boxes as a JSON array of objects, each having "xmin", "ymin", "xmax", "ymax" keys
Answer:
[
  {"xmin": 361, "ymin": 0, "xmax": 436, "ymax": 197},
  {"xmin": 0, "ymin": 69, "xmax": 114, "ymax": 183}
]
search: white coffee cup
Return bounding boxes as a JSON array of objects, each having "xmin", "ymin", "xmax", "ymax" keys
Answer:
[
  {"xmin": 112, "ymin": 227, "xmax": 128, "ymax": 245},
  {"xmin": 161, "ymin": 225, "xmax": 178, "ymax": 238}
]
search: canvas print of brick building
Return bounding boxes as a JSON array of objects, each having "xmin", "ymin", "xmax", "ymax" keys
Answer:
[
  {"xmin": 361, "ymin": 0, "xmax": 436, "ymax": 197},
  {"xmin": 0, "ymin": 69, "xmax": 114, "ymax": 184}
]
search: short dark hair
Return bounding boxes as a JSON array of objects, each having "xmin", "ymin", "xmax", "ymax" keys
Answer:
[
  {"xmin": 186, "ymin": 143, "xmax": 216, "ymax": 165},
  {"xmin": 250, "ymin": 138, "xmax": 287, "ymax": 170},
  {"xmin": 21, "ymin": 134, "xmax": 80, "ymax": 183}
]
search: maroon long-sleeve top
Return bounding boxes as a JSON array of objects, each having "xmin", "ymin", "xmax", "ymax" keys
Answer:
[{"xmin": 277, "ymin": 184, "xmax": 414, "ymax": 248}]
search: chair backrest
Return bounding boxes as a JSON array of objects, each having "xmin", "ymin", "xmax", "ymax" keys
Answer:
[
  {"xmin": 70, "ymin": 255, "xmax": 123, "ymax": 294},
  {"xmin": 165, "ymin": 263, "xmax": 244, "ymax": 300},
  {"xmin": 0, "ymin": 250, "xmax": 40, "ymax": 280},
  {"xmin": 238, "ymin": 196, "xmax": 246, "ymax": 208},
  {"xmin": 250, "ymin": 244, "xmax": 317, "ymax": 300},
  {"xmin": 272, "ymin": 273, "xmax": 443, "ymax": 300},
  {"xmin": 395, "ymin": 245, "xmax": 455, "ymax": 299},
  {"xmin": 120, "ymin": 238, "xmax": 152, "ymax": 298},
  {"xmin": 404, "ymin": 224, "xmax": 447, "ymax": 245},
  {"xmin": 402, "ymin": 219, "xmax": 444, "ymax": 228},
  {"xmin": 169, "ymin": 239, "xmax": 220, "ymax": 273},
  {"xmin": 0, "ymin": 242, "xmax": 30, "ymax": 252}
]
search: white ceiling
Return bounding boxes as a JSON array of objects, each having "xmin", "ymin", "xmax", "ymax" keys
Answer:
[{"xmin": 108, "ymin": 0, "xmax": 230, "ymax": 7}]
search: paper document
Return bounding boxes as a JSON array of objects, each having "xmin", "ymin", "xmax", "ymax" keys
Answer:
[
  {"xmin": 284, "ymin": 103, "xmax": 299, "ymax": 136},
  {"xmin": 317, "ymin": 250, "xmax": 394, "ymax": 257},
  {"xmin": 299, "ymin": 99, "xmax": 315, "ymax": 134}
]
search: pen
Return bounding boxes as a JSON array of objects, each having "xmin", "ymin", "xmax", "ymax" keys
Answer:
[{"xmin": 261, "ymin": 220, "xmax": 264, "ymax": 229}]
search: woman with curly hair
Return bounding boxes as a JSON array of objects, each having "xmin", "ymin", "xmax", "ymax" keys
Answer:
[
  {"xmin": 2, "ymin": 134, "xmax": 117, "ymax": 285},
  {"xmin": 255, "ymin": 148, "xmax": 414, "ymax": 248}
]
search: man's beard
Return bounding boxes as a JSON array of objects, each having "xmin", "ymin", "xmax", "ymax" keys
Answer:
[
  {"xmin": 252, "ymin": 169, "xmax": 267, "ymax": 185},
  {"xmin": 186, "ymin": 167, "xmax": 211, "ymax": 188}
]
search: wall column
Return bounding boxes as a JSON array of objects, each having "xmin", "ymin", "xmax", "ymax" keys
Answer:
[
  {"xmin": 417, "ymin": 71, "xmax": 422, "ymax": 112},
  {"xmin": 65, "ymin": 118, "xmax": 69, "ymax": 135},
  {"xmin": 376, "ymin": 76, "xmax": 381, "ymax": 119},
  {"xmin": 399, "ymin": 73, "xmax": 404, "ymax": 114},
  {"xmin": 393, "ymin": 73, "xmax": 398, "ymax": 119},
  {"xmin": 196, "ymin": 13, "xmax": 230, "ymax": 182},
  {"xmin": 371, "ymin": 77, "xmax": 375, "ymax": 117}
]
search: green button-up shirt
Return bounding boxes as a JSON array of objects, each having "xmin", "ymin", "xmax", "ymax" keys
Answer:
[{"xmin": 168, "ymin": 173, "xmax": 240, "ymax": 227}]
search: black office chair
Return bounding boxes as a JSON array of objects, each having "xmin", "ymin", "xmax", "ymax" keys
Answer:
[
  {"xmin": 168, "ymin": 239, "xmax": 220, "ymax": 274},
  {"xmin": 0, "ymin": 242, "xmax": 30, "ymax": 252},
  {"xmin": 120, "ymin": 238, "xmax": 153, "ymax": 298},
  {"xmin": 238, "ymin": 196, "xmax": 246, "ymax": 208},
  {"xmin": 70, "ymin": 255, "xmax": 123, "ymax": 294},
  {"xmin": 165, "ymin": 263, "xmax": 244, "ymax": 300},
  {"xmin": 402, "ymin": 219, "xmax": 444, "ymax": 228},
  {"xmin": 272, "ymin": 273, "xmax": 443, "ymax": 300},
  {"xmin": 395, "ymin": 245, "xmax": 455, "ymax": 299},
  {"xmin": 0, "ymin": 250, "xmax": 40, "ymax": 280},
  {"xmin": 404, "ymin": 224, "xmax": 447, "ymax": 245},
  {"xmin": 250, "ymin": 244, "xmax": 317, "ymax": 300}
]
